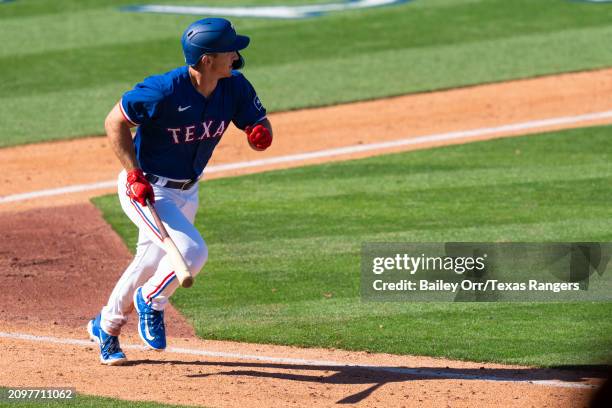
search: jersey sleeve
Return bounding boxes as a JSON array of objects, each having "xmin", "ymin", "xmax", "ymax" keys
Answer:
[
  {"xmin": 232, "ymin": 74, "xmax": 267, "ymax": 130},
  {"xmin": 120, "ymin": 76, "xmax": 166, "ymax": 126}
]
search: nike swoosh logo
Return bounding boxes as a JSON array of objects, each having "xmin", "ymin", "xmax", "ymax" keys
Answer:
[
  {"xmin": 143, "ymin": 314, "xmax": 156, "ymax": 342},
  {"xmin": 178, "ymin": 105, "xmax": 191, "ymax": 112}
]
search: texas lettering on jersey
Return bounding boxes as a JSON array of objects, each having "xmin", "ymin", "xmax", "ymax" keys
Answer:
[
  {"xmin": 120, "ymin": 66, "xmax": 266, "ymax": 180},
  {"xmin": 167, "ymin": 120, "xmax": 227, "ymax": 144}
]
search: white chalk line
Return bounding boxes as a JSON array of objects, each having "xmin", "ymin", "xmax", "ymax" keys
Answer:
[
  {"xmin": 2, "ymin": 109, "xmax": 612, "ymax": 204},
  {"xmin": 0, "ymin": 331, "xmax": 596, "ymax": 389}
]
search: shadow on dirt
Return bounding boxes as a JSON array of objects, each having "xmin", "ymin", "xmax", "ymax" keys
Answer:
[{"xmin": 122, "ymin": 359, "xmax": 606, "ymax": 404}]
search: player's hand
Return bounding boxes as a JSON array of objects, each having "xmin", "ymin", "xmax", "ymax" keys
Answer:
[
  {"xmin": 245, "ymin": 124, "xmax": 272, "ymax": 151},
  {"xmin": 126, "ymin": 169, "xmax": 155, "ymax": 206}
]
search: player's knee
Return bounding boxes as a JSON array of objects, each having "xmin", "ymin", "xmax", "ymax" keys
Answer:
[{"xmin": 185, "ymin": 238, "xmax": 208, "ymax": 275}]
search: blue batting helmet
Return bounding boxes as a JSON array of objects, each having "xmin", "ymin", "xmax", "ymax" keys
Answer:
[{"xmin": 181, "ymin": 18, "xmax": 250, "ymax": 68}]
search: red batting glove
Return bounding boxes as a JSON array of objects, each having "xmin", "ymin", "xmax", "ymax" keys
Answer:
[
  {"xmin": 126, "ymin": 169, "xmax": 155, "ymax": 206},
  {"xmin": 246, "ymin": 124, "xmax": 272, "ymax": 151}
]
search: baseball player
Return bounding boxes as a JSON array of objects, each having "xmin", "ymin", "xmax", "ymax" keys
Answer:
[{"xmin": 87, "ymin": 17, "xmax": 272, "ymax": 365}]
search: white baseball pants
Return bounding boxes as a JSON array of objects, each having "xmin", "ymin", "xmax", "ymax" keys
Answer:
[{"xmin": 100, "ymin": 170, "xmax": 208, "ymax": 335}]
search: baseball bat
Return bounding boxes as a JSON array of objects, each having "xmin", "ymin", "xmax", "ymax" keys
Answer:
[{"xmin": 146, "ymin": 198, "xmax": 194, "ymax": 288}]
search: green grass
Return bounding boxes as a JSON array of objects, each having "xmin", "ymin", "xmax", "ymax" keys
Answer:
[
  {"xmin": 3, "ymin": 0, "xmax": 612, "ymax": 145},
  {"xmin": 93, "ymin": 126, "xmax": 612, "ymax": 367},
  {"xmin": 0, "ymin": 389, "xmax": 192, "ymax": 408}
]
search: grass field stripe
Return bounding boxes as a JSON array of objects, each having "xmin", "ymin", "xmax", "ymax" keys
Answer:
[
  {"xmin": 2, "ymin": 109, "xmax": 612, "ymax": 204},
  {"xmin": 0, "ymin": 331, "xmax": 596, "ymax": 389}
]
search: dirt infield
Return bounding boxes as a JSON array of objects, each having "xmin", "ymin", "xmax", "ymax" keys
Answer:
[
  {"xmin": 3, "ymin": 68, "xmax": 612, "ymax": 213},
  {"xmin": 2, "ymin": 69, "xmax": 612, "ymax": 407}
]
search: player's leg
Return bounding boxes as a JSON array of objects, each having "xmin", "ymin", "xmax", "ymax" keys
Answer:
[
  {"xmin": 100, "ymin": 231, "xmax": 165, "ymax": 335},
  {"xmin": 139, "ymin": 186, "xmax": 206, "ymax": 309},
  {"xmin": 133, "ymin": 185, "xmax": 207, "ymax": 350},
  {"xmin": 97, "ymin": 171, "xmax": 175, "ymax": 333},
  {"xmin": 87, "ymin": 171, "xmax": 171, "ymax": 363}
]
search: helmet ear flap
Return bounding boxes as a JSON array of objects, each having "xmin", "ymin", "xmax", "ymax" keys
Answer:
[{"xmin": 232, "ymin": 52, "xmax": 245, "ymax": 70}]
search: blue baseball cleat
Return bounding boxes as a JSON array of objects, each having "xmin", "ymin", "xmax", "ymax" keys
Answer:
[
  {"xmin": 87, "ymin": 314, "xmax": 127, "ymax": 366},
  {"xmin": 133, "ymin": 287, "xmax": 166, "ymax": 350}
]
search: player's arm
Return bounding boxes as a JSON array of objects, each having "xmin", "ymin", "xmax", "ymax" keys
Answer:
[
  {"xmin": 246, "ymin": 118, "xmax": 273, "ymax": 151},
  {"xmin": 105, "ymin": 101, "xmax": 140, "ymax": 172},
  {"xmin": 106, "ymin": 101, "xmax": 155, "ymax": 206}
]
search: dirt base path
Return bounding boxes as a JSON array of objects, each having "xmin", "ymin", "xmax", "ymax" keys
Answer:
[
  {"xmin": 0, "ymin": 322, "xmax": 602, "ymax": 408},
  {"xmin": 2, "ymin": 69, "xmax": 612, "ymax": 407},
  {"xmin": 2, "ymin": 68, "xmax": 612, "ymax": 213}
]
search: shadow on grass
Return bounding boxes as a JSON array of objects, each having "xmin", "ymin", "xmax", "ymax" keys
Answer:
[{"xmin": 122, "ymin": 359, "xmax": 607, "ymax": 404}]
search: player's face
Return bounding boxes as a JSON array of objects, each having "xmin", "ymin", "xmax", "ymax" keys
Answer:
[{"xmin": 209, "ymin": 51, "xmax": 238, "ymax": 78}]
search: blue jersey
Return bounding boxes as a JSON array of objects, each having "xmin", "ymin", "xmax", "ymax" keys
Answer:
[{"xmin": 120, "ymin": 66, "xmax": 266, "ymax": 180}]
